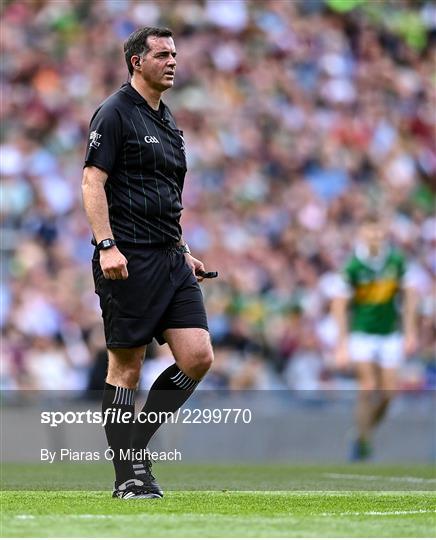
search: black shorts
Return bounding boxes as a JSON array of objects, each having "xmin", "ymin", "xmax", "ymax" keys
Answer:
[{"xmin": 92, "ymin": 244, "xmax": 209, "ymax": 348}]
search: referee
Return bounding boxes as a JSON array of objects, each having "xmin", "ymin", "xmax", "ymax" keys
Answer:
[{"xmin": 82, "ymin": 27, "xmax": 214, "ymax": 500}]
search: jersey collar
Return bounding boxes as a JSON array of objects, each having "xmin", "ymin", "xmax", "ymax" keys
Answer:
[
  {"xmin": 355, "ymin": 242, "xmax": 389, "ymax": 270},
  {"xmin": 120, "ymin": 83, "xmax": 167, "ymax": 115},
  {"xmin": 120, "ymin": 82, "xmax": 148, "ymax": 105}
]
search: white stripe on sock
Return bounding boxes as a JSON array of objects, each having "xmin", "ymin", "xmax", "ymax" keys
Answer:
[
  {"xmin": 170, "ymin": 371, "xmax": 185, "ymax": 384},
  {"xmin": 178, "ymin": 377, "xmax": 192, "ymax": 390},
  {"xmin": 169, "ymin": 369, "xmax": 199, "ymax": 390},
  {"xmin": 172, "ymin": 376, "xmax": 188, "ymax": 388},
  {"xmin": 172, "ymin": 372, "xmax": 196, "ymax": 390},
  {"xmin": 177, "ymin": 371, "xmax": 189, "ymax": 384},
  {"xmin": 186, "ymin": 379, "xmax": 198, "ymax": 391},
  {"xmin": 181, "ymin": 374, "xmax": 191, "ymax": 385},
  {"xmin": 112, "ymin": 386, "xmax": 134, "ymax": 406},
  {"xmin": 176, "ymin": 374, "xmax": 188, "ymax": 386}
]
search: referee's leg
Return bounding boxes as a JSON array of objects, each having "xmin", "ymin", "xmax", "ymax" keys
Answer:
[
  {"xmin": 102, "ymin": 346, "xmax": 145, "ymax": 487},
  {"xmin": 163, "ymin": 327, "xmax": 213, "ymax": 380},
  {"xmin": 129, "ymin": 328, "xmax": 212, "ymax": 497},
  {"xmin": 131, "ymin": 328, "xmax": 212, "ymax": 451},
  {"xmin": 107, "ymin": 347, "xmax": 145, "ymax": 388}
]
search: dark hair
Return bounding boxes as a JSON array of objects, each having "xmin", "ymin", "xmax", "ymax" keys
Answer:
[{"xmin": 124, "ymin": 27, "xmax": 173, "ymax": 75}]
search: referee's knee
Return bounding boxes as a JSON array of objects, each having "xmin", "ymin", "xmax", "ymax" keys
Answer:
[
  {"xmin": 106, "ymin": 364, "xmax": 141, "ymax": 388},
  {"xmin": 190, "ymin": 345, "xmax": 214, "ymax": 379},
  {"xmin": 106, "ymin": 348, "xmax": 144, "ymax": 389}
]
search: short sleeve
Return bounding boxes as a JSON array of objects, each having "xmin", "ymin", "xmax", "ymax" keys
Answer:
[
  {"xmin": 395, "ymin": 251, "xmax": 415, "ymax": 288},
  {"xmin": 402, "ymin": 261, "xmax": 430, "ymax": 292},
  {"xmin": 324, "ymin": 273, "xmax": 352, "ymax": 299},
  {"xmin": 319, "ymin": 272, "xmax": 351, "ymax": 299},
  {"xmin": 84, "ymin": 105, "xmax": 123, "ymax": 175}
]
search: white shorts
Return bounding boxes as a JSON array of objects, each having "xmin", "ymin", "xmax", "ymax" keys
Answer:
[{"xmin": 349, "ymin": 332, "xmax": 404, "ymax": 369}]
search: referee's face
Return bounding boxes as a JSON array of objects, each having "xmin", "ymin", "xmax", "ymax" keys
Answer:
[{"xmin": 139, "ymin": 36, "xmax": 177, "ymax": 92}]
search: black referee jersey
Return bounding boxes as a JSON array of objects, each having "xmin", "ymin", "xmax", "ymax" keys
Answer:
[{"xmin": 84, "ymin": 83, "xmax": 187, "ymax": 246}]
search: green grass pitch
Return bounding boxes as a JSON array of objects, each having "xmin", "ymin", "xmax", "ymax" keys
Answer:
[{"xmin": 1, "ymin": 464, "xmax": 435, "ymax": 537}]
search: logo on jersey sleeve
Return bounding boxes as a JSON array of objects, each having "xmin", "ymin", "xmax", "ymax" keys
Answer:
[
  {"xmin": 179, "ymin": 133, "xmax": 186, "ymax": 155},
  {"xmin": 144, "ymin": 136, "xmax": 160, "ymax": 144},
  {"xmin": 89, "ymin": 130, "xmax": 102, "ymax": 149}
]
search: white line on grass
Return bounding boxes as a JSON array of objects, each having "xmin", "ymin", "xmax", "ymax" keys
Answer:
[
  {"xmin": 5, "ymin": 489, "xmax": 434, "ymax": 496},
  {"xmin": 324, "ymin": 473, "xmax": 436, "ymax": 484},
  {"xmin": 15, "ymin": 515, "xmax": 113, "ymax": 520},
  {"xmin": 14, "ymin": 509, "xmax": 436, "ymax": 521},
  {"xmin": 321, "ymin": 509, "xmax": 436, "ymax": 517}
]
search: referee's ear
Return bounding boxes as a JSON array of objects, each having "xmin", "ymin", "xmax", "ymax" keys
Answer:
[{"xmin": 131, "ymin": 55, "xmax": 142, "ymax": 74}]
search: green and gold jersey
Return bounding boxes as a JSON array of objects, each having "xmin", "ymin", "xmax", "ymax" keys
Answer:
[{"xmin": 343, "ymin": 247, "xmax": 406, "ymax": 335}]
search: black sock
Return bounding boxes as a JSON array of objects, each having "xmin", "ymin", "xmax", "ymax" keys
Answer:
[
  {"xmin": 131, "ymin": 364, "xmax": 199, "ymax": 453},
  {"xmin": 102, "ymin": 382, "xmax": 136, "ymax": 486}
]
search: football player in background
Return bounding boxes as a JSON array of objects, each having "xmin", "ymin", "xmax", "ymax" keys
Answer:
[{"xmin": 332, "ymin": 214, "xmax": 418, "ymax": 460}]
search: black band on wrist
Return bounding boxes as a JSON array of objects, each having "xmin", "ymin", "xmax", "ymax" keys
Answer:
[{"xmin": 97, "ymin": 238, "xmax": 116, "ymax": 251}]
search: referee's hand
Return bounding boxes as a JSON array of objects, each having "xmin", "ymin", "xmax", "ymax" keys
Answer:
[
  {"xmin": 100, "ymin": 247, "xmax": 129, "ymax": 280},
  {"xmin": 185, "ymin": 254, "xmax": 205, "ymax": 282}
]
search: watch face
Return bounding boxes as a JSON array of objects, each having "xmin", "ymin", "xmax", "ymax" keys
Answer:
[{"xmin": 99, "ymin": 239, "xmax": 114, "ymax": 250}]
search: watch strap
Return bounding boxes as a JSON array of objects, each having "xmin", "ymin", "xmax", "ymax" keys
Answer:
[{"xmin": 97, "ymin": 238, "xmax": 116, "ymax": 250}]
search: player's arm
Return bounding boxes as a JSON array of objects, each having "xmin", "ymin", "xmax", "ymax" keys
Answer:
[
  {"xmin": 81, "ymin": 166, "xmax": 128, "ymax": 280},
  {"xmin": 403, "ymin": 285, "xmax": 418, "ymax": 357},
  {"xmin": 399, "ymin": 253, "xmax": 419, "ymax": 357},
  {"xmin": 83, "ymin": 105, "xmax": 127, "ymax": 280},
  {"xmin": 332, "ymin": 295, "xmax": 350, "ymax": 368},
  {"xmin": 329, "ymin": 270, "xmax": 353, "ymax": 368},
  {"xmin": 82, "ymin": 166, "xmax": 112, "ymax": 245}
]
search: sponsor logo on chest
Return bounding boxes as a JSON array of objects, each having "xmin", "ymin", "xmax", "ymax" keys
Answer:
[{"xmin": 144, "ymin": 135, "xmax": 160, "ymax": 144}]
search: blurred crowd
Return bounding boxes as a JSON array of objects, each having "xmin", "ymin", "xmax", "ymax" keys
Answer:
[{"xmin": 1, "ymin": 0, "xmax": 435, "ymax": 393}]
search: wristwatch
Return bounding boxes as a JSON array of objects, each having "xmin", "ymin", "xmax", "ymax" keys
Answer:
[
  {"xmin": 97, "ymin": 238, "xmax": 116, "ymax": 251},
  {"xmin": 180, "ymin": 243, "xmax": 191, "ymax": 254}
]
